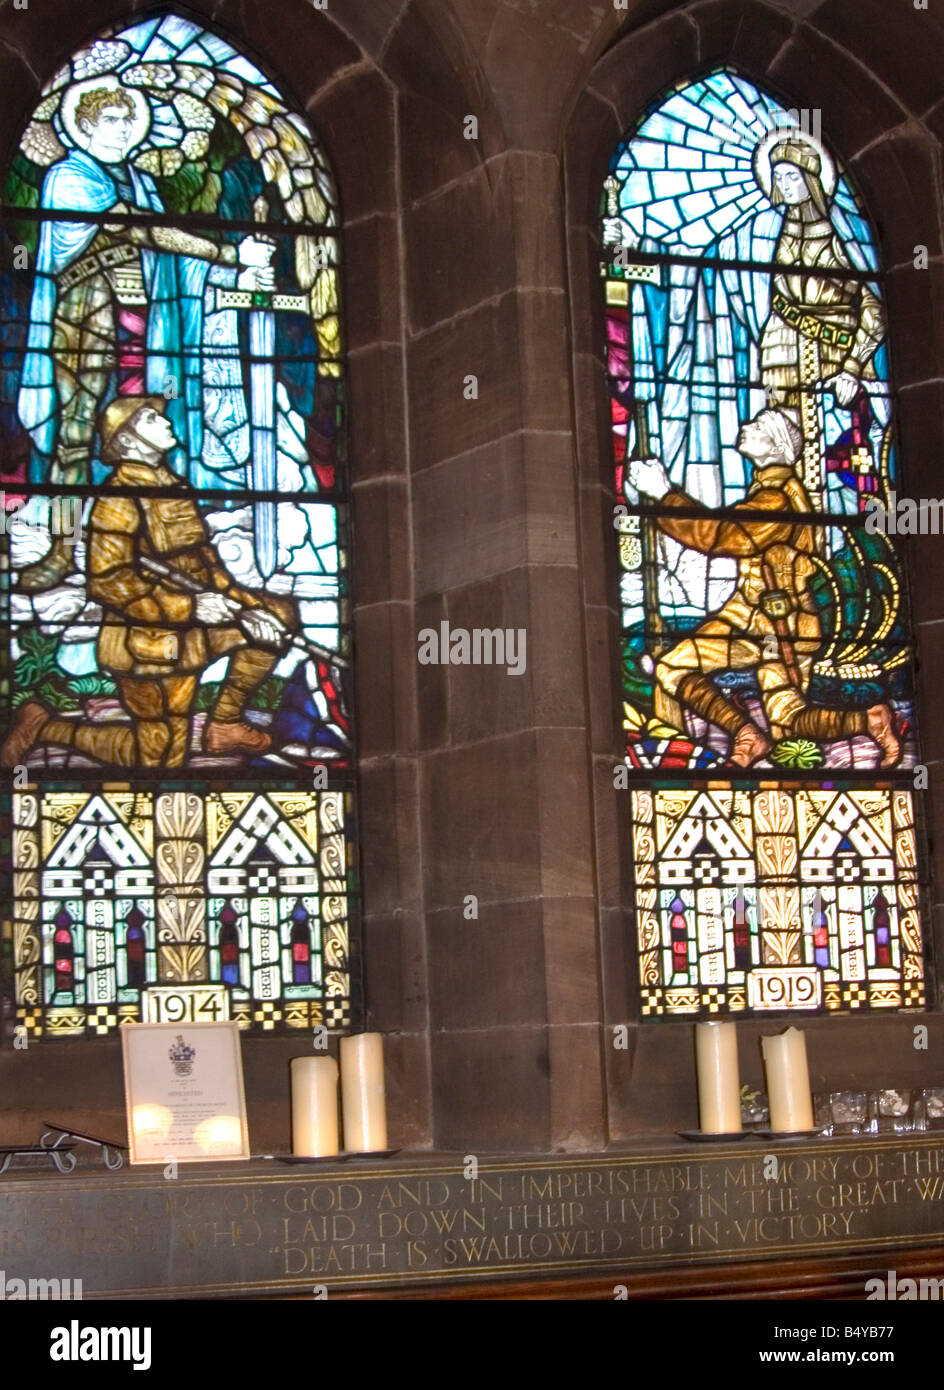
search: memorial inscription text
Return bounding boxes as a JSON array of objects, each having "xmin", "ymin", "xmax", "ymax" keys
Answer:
[{"xmin": 1, "ymin": 1141, "xmax": 943, "ymax": 1295}]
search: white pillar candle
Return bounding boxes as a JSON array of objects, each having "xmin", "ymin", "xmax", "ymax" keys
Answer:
[
  {"xmin": 291, "ymin": 1056, "xmax": 339, "ymax": 1157},
  {"xmin": 695, "ymin": 1020, "xmax": 742, "ymax": 1133},
  {"xmin": 761, "ymin": 1026, "xmax": 815, "ymax": 1133},
  {"xmin": 340, "ymin": 1032, "xmax": 387, "ymax": 1153}
]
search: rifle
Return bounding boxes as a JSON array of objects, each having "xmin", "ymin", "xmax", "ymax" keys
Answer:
[
  {"xmin": 632, "ymin": 401, "xmax": 665, "ymax": 657},
  {"xmin": 139, "ymin": 554, "xmax": 349, "ymax": 669}
]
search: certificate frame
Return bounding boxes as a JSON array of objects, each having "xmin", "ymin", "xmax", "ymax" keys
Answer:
[{"xmin": 121, "ymin": 1021, "xmax": 250, "ymax": 1164}]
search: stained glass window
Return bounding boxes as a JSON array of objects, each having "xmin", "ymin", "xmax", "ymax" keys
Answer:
[
  {"xmin": 0, "ymin": 15, "xmax": 356, "ymax": 1038},
  {"xmin": 602, "ymin": 70, "xmax": 924, "ymax": 1017}
]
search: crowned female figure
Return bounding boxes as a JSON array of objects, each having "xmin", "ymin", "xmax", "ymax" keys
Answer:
[{"xmin": 757, "ymin": 133, "xmax": 886, "ymax": 496}]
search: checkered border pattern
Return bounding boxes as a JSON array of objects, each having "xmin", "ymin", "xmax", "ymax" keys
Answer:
[
  {"xmin": 16, "ymin": 1007, "xmax": 43, "ymax": 1038},
  {"xmin": 88, "ymin": 1004, "xmax": 118, "ymax": 1035},
  {"xmin": 841, "ymin": 981, "xmax": 869, "ymax": 1008},
  {"xmin": 252, "ymin": 1001, "xmax": 284, "ymax": 1030},
  {"xmin": 324, "ymin": 996, "xmax": 351, "ymax": 1029},
  {"xmin": 640, "ymin": 987, "xmax": 664, "ymax": 1016},
  {"xmin": 700, "ymin": 986, "xmax": 724, "ymax": 1013}
]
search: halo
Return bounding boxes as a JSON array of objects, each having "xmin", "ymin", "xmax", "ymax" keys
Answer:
[
  {"xmin": 58, "ymin": 76, "xmax": 151, "ymax": 155},
  {"xmin": 752, "ymin": 123, "xmax": 836, "ymax": 202}
]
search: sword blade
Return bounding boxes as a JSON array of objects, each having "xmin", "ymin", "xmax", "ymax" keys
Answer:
[{"xmin": 249, "ymin": 305, "xmax": 277, "ymax": 579}]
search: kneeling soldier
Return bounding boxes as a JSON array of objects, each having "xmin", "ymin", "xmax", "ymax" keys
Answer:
[{"xmin": 3, "ymin": 395, "xmax": 297, "ymax": 768}]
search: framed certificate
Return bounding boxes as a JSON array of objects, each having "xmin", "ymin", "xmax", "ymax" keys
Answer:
[{"xmin": 121, "ymin": 1021, "xmax": 250, "ymax": 1164}]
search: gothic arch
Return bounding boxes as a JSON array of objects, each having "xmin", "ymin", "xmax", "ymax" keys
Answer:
[
  {"xmin": 0, "ymin": 0, "xmax": 510, "ymax": 1148},
  {"xmin": 565, "ymin": 4, "xmax": 944, "ymax": 1137}
]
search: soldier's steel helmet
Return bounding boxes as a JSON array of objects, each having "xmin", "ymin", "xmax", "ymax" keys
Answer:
[{"xmin": 100, "ymin": 395, "xmax": 169, "ymax": 463}]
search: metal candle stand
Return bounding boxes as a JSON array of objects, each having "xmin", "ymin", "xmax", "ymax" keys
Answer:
[
  {"xmin": 0, "ymin": 1144, "xmax": 77, "ymax": 1175},
  {"xmin": 0, "ymin": 1122, "xmax": 127, "ymax": 1175},
  {"xmin": 40, "ymin": 1121, "xmax": 127, "ymax": 1170}
]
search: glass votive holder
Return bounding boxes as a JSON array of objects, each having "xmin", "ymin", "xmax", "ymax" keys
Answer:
[
  {"xmin": 813, "ymin": 1092, "xmax": 834, "ymax": 1137},
  {"xmin": 879, "ymin": 1088, "xmax": 912, "ymax": 1132},
  {"xmin": 828, "ymin": 1090, "xmax": 868, "ymax": 1134},
  {"xmin": 923, "ymin": 1087, "xmax": 944, "ymax": 1126},
  {"xmin": 740, "ymin": 1088, "xmax": 768, "ymax": 1128}
]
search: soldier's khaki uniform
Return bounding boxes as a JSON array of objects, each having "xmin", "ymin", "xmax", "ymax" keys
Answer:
[
  {"xmin": 40, "ymin": 456, "xmax": 295, "ymax": 768},
  {"xmin": 654, "ymin": 465, "xmax": 867, "ymax": 744}
]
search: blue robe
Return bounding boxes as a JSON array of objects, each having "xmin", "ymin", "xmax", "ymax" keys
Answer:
[{"xmin": 18, "ymin": 148, "xmax": 216, "ymax": 483}]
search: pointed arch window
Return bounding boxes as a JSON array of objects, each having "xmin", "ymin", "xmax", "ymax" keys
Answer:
[
  {"xmin": 602, "ymin": 70, "xmax": 924, "ymax": 1018},
  {"xmin": 1, "ymin": 14, "xmax": 357, "ymax": 1039}
]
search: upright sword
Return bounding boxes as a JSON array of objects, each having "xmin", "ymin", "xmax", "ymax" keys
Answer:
[
  {"xmin": 249, "ymin": 195, "xmax": 278, "ymax": 579},
  {"xmin": 212, "ymin": 200, "xmax": 309, "ymax": 578}
]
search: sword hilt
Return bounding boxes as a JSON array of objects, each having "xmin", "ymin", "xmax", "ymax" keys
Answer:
[{"xmin": 252, "ymin": 196, "xmax": 276, "ymax": 247}]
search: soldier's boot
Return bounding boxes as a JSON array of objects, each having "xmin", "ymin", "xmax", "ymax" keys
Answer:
[
  {"xmin": 676, "ymin": 672, "xmax": 771, "ymax": 765},
  {"xmin": 0, "ymin": 701, "xmax": 48, "ymax": 766},
  {"xmin": 204, "ymin": 720, "xmax": 271, "ymax": 754},
  {"xmin": 867, "ymin": 704, "xmax": 900, "ymax": 768},
  {"xmin": 16, "ymin": 536, "xmax": 79, "ymax": 592},
  {"xmin": 791, "ymin": 703, "xmax": 899, "ymax": 769},
  {"xmin": 730, "ymin": 724, "xmax": 773, "ymax": 767},
  {"xmin": 205, "ymin": 648, "xmax": 276, "ymax": 754}
]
